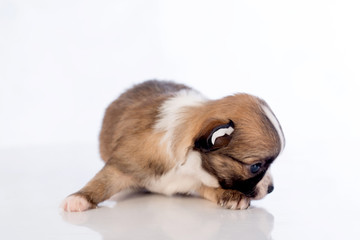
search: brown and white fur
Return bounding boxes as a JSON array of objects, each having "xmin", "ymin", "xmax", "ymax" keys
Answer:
[{"xmin": 61, "ymin": 80, "xmax": 285, "ymax": 212}]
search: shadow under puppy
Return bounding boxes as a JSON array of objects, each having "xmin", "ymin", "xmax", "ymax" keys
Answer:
[{"xmin": 61, "ymin": 80, "xmax": 285, "ymax": 212}]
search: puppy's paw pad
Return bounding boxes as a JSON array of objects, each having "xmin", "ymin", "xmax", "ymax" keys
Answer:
[{"xmin": 60, "ymin": 195, "xmax": 93, "ymax": 212}]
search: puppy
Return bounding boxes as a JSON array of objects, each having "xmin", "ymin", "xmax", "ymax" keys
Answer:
[{"xmin": 61, "ymin": 80, "xmax": 285, "ymax": 212}]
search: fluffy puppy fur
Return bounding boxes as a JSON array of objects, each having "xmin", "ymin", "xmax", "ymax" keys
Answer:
[{"xmin": 61, "ymin": 80, "xmax": 285, "ymax": 212}]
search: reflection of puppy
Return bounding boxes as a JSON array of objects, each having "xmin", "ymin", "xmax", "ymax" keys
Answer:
[
  {"xmin": 62, "ymin": 193, "xmax": 274, "ymax": 240},
  {"xmin": 61, "ymin": 80, "xmax": 284, "ymax": 212}
]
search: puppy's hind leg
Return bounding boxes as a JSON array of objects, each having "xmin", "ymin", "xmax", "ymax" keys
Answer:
[{"xmin": 61, "ymin": 162, "xmax": 136, "ymax": 212}]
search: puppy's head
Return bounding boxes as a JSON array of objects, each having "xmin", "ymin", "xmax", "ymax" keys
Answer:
[{"xmin": 194, "ymin": 94, "xmax": 284, "ymax": 200}]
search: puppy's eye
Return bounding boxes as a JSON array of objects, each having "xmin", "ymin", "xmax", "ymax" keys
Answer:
[{"xmin": 250, "ymin": 163, "xmax": 262, "ymax": 174}]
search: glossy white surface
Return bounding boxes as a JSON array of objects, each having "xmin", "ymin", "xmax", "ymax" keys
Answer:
[{"xmin": 0, "ymin": 142, "xmax": 359, "ymax": 240}]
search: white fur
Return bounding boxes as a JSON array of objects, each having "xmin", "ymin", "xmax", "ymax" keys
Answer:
[
  {"xmin": 154, "ymin": 89, "xmax": 206, "ymax": 131},
  {"xmin": 253, "ymin": 169, "xmax": 273, "ymax": 200},
  {"xmin": 146, "ymin": 151, "xmax": 219, "ymax": 195},
  {"xmin": 211, "ymin": 126, "xmax": 234, "ymax": 145},
  {"xmin": 154, "ymin": 89, "xmax": 206, "ymax": 160},
  {"xmin": 151, "ymin": 90, "xmax": 219, "ymax": 195},
  {"xmin": 61, "ymin": 195, "xmax": 92, "ymax": 212},
  {"xmin": 261, "ymin": 105, "xmax": 285, "ymax": 152}
]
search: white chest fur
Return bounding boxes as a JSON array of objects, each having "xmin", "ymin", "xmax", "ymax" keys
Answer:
[
  {"xmin": 146, "ymin": 151, "xmax": 219, "ymax": 195},
  {"xmin": 148, "ymin": 90, "xmax": 219, "ymax": 195}
]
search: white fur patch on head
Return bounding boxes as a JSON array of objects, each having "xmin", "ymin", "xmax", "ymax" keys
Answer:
[
  {"xmin": 261, "ymin": 105, "xmax": 285, "ymax": 152},
  {"xmin": 211, "ymin": 126, "xmax": 234, "ymax": 145}
]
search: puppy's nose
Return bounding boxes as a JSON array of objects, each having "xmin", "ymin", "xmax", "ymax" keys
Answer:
[{"xmin": 267, "ymin": 185, "xmax": 274, "ymax": 194}]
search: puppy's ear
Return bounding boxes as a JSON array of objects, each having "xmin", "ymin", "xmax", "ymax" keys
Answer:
[{"xmin": 194, "ymin": 119, "xmax": 235, "ymax": 152}]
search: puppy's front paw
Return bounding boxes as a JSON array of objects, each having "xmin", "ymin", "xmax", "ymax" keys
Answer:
[
  {"xmin": 218, "ymin": 190, "xmax": 250, "ymax": 210},
  {"xmin": 60, "ymin": 195, "xmax": 95, "ymax": 212}
]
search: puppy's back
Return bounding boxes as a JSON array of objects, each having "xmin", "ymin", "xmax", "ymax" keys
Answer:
[{"xmin": 99, "ymin": 80, "xmax": 190, "ymax": 162}]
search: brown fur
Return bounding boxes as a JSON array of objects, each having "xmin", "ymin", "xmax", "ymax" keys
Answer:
[
  {"xmin": 62, "ymin": 80, "xmax": 283, "ymax": 211},
  {"xmin": 177, "ymin": 94, "xmax": 281, "ymax": 198},
  {"xmin": 99, "ymin": 81, "xmax": 190, "ymax": 162}
]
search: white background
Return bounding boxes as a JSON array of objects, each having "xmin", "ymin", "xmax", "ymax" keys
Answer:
[
  {"xmin": 1, "ymin": 0, "xmax": 359, "ymax": 148},
  {"xmin": 1, "ymin": 1, "xmax": 360, "ymax": 239}
]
